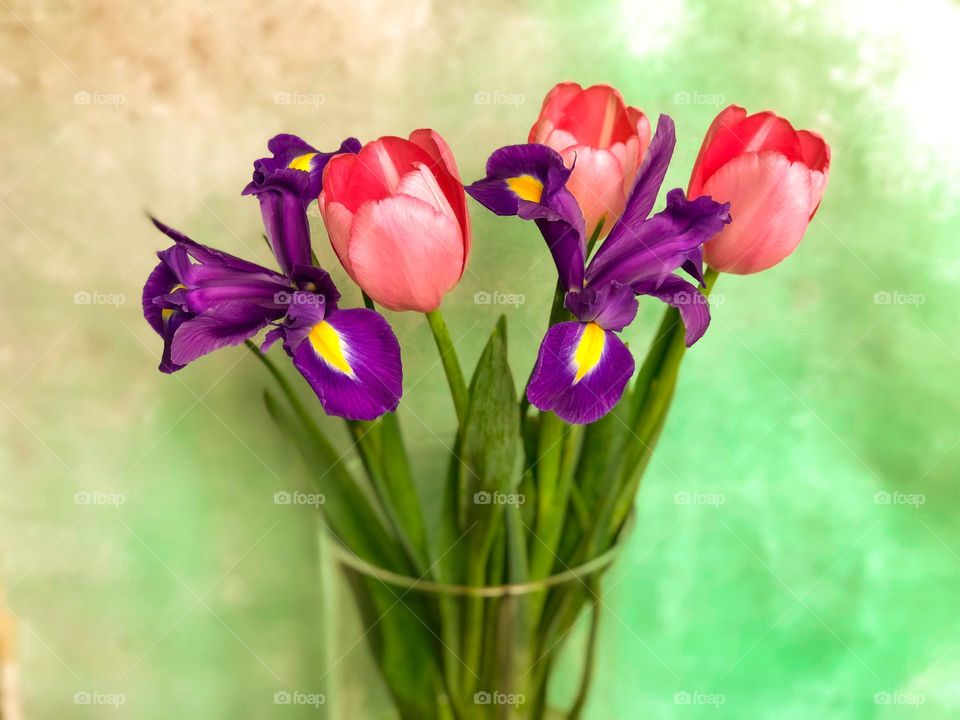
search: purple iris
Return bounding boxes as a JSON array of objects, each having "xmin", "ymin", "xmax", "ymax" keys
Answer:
[
  {"xmin": 466, "ymin": 115, "xmax": 731, "ymax": 424},
  {"xmin": 143, "ymin": 134, "xmax": 402, "ymax": 421},
  {"xmin": 241, "ymin": 134, "xmax": 361, "ymax": 276}
]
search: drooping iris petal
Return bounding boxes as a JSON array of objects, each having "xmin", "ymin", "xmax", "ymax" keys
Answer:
[
  {"xmin": 143, "ymin": 219, "xmax": 293, "ymax": 371},
  {"xmin": 290, "ymin": 308, "xmax": 403, "ymax": 421},
  {"xmin": 633, "ymin": 274, "xmax": 711, "ymax": 346},
  {"xmin": 585, "ymin": 189, "xmax": 730, "ymax": 289},
  {"xmin": 243, "ymin": 134, "xmax": 361, "ymax": 206},
  {"xmin": 170, "ymin": 301, "xmax": 279, "ymax": 366},
  {"xmin": 527, "ymin": 321, "xmax": 635, "ymax": 425},
  {"xmin": 466, "ymin": 143, "xmax": 586, "ymax": 290},
  {"xmin": 564, "ymin": 281, "xmax": 638, "ymax": 332}
]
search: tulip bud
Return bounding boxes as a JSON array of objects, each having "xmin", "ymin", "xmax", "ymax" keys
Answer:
[
  {"xmin": 529, "ymin": 82, "xmax": 651, "ymax": 238},
  {"xmin": 319, "ymin": 130, "xmax": 471, "ymax": 312},
  {"xmin": 688, "ymin": 105, "xmax": 830, "ymax": 274}
]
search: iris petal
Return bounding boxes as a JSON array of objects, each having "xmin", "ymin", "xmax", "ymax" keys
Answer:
[
  {"xmin": 291, "ymin": 308, "xmax": 402, "ymax": 421},
  {"xmin": 527, "ymin": 321, "xmax": 635, "ymax": 424}
]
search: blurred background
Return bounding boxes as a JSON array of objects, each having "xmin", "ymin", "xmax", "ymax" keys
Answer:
[{"xmin": 1, "ymin": 0, "xmax": 958, "ymax": 717}]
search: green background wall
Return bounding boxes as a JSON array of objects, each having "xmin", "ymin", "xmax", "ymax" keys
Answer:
[{"xmin": 1, "ymin": 0, "xmax": 958, "ymax": 717}]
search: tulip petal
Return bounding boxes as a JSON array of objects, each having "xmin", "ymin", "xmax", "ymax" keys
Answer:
[
  {"xmin": 397, "ymin": 163, "xmax": 458, "ymax": 220},
  {"xmin": 701, "ymin": 151, "xmax": 817, "ymax": 274},
  {"xmin": 348, "ymin": 195, "xmax": 464, "ymax": 312},
  {"xmin": 546, "ymin": 84, "xmax": 636, "ymax": 148},
  {"xmin": 693, "ymin": 111, "xmax": 805, "ymax": 195},
  {"xmin": 318, "ymin": 200, "xmax": 356, "ymax": 278},
  {"xmin": 322, "ymin": 138, "xmax": 436, "ymax": 212},
  {"xmin": 291, "ymin": 308, "xmax": 402, "ymax": 421},
  {"xmin": 529, "ymin": 82, "xmax": 585, "ymax": 143},
  {"xmin": 409, "ymin": 128, "xmax": 471, "ymax": 254},
  {"xmin": 688, "ymin": 105, "xmax": 748, "ymax": 197},
  {"xmin": 560, "ymin": 145, "xmax": 628, "ymax": 238},
  {"xmin": 527, "ymin": 321, "xmax": 635, "ymax": 424},
  {"xmin": 797, "ymin": 130, "xmax": 831, "ymax": 173}
]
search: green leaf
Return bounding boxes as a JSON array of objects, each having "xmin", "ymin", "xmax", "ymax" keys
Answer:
[{"xmin": 456, "ymin": 315, "xmax": 521, "ymax": 540}]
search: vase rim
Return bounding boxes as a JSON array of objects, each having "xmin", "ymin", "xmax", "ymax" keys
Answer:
[{"xmin": 322, "ymin": 513, "xmax": 635, "ymax": 597}]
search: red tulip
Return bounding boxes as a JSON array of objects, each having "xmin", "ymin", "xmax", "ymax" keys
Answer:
[
  {"xmin": 319, "ymin": 130, "xmax": 470, "ymax": 312},
  {"xmin": 529, "ymin": 82, "xmax": 651, "ymax": 238},
  {"xmin": 688, "ymin": 106, "xmax": 830, "ymax": 275}
]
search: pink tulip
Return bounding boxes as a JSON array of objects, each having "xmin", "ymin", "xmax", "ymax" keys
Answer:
[
  {"xmin": 319, "ymin": 130, "xmax": 470, "ymax": 312},
  {"xmin": 688, "ymin": 106, "xmax": 830, "ymax": 275},
  {"xmin": 529, "ymin": 82, "xmax": 651, "ymax": 238}
]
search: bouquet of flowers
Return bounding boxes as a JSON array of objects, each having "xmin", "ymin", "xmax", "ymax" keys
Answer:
[{"xmin": 141, "ymin": 83, "xmax": 829, "ymax": 719}]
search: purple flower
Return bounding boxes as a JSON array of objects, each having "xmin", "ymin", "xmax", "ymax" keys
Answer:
[
  {"xmin": 143, "ymin": 136, "xmax": 402, "ymax": 421},
  {"xmin": 242, "ymin": 134, "xmax": 360, "ymax": 275},
  {"xmin": 466, "ymin": 114, "xmax": 731, "ymax": 424}
]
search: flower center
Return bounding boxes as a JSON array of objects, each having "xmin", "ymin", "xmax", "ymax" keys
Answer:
[
  {"xmin": 506, "ymin": 174, "xmax": 544, "ymax": 203},
  {"xmin": 308, "ymin": 321, "xmax": 354, "ymax": 377},
  {"xmin": 572, "ymin": 322, "xmax": 605, "ymax": 384},
  {"xmin": 288, "ymin": 152, "xmax": 317, "ymax": 172}
]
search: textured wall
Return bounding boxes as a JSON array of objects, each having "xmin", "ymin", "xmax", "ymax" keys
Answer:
[{"xmin": 1, "ymin": 0, "xmax": 958, "ymax": 718}]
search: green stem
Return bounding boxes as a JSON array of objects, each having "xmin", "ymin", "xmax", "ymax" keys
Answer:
[
  {"xmin": 246, "ymin": 340, "xmax": 314, "ymax": 429},
  {"xmin": 568, "ymin": 578, "xmax": 602, "ymax": 720},
  {"xmin": 347, "ymin": 419, "xmax": 428, "ymax": 576},
  {"xmin": 425, "ymin": 309, "xmax": 470, "ymax": 426}
]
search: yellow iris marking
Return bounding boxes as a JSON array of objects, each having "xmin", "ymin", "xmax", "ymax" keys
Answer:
[
  {"xmin": 288, "ymin": 152, "xmax": 318, "ymax": 172},
  {"xmin": 506, "ymin": 174, "xmax": 544, "ymax": 203},
  {"xmin": 161, "ymin": 284, "xmax": 186, "ymax": 323},
  {"xmin": 309, "ymin": 321, "xmax": 354, "ymax": 377},
  {"xmin": 572, "ymin": 322, "xmax": 606, "ymax": 385}
]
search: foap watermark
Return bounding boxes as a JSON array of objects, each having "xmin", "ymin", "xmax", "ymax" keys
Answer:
[
  {"xmin": 273, "ymin": 91, "xmax": 325, "ymax": 108},
  {"xmin": 474, "ymin": 491, "xmax": 525, "ymax": 507},
  {"xmin": 74, "ymin": 491, "xmax": 126, "ymax": 508},
  {"xmin": 274, "ymin": 490, "xmax": 325, "ymax": 508},
  {"xmin": 673, "ymin": 290, "xmax": 724, "ymax": 306},
  {"xmin": 473, "ymin": 91, "xmax": 525, "ymax": 108},
  {"xmin": 673, "ymin": 91, "xmax": 726, "ymax": 107},
  {"xmin": 73, "ymin": 90, "xmax": 125, "ymax": 108},
  {"xmin": 273, "ymin": 691, "xmax": 325, "ymax": 707},
  {"xmin": 473, "ymin": 691, "xmax": 525, "ymax": 708},
  {"xmin": 273, "ymin": 291, "xmax": 322, "ymax": 307},
  {"xmin": 874, "ymin": 491, "xmax": 925, "ymax": 508},
  {"xmin": 674, "ymin": 691, "xmax": 726, "ymax": 707},
  {"xmin": 874, "ymin": 691, "xmax": 925, "ymax": 707},
  {"xmin": 74, "ymin": 290, "xmax": 126, "ymax": 308},
  {"xmin": 473, "ymin": 290, "xmax": 525, "ymax": 308},
  {"xmin": 873, "ymin": 291, "xmax": 925, "ymax": 307},
  {"xmin": 674, "ymin": 491, "xmax": 726, "ymax": 508},
  {"xmin": 74, "ymin": 691, "xmax": 126, "ymax": 707}
]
